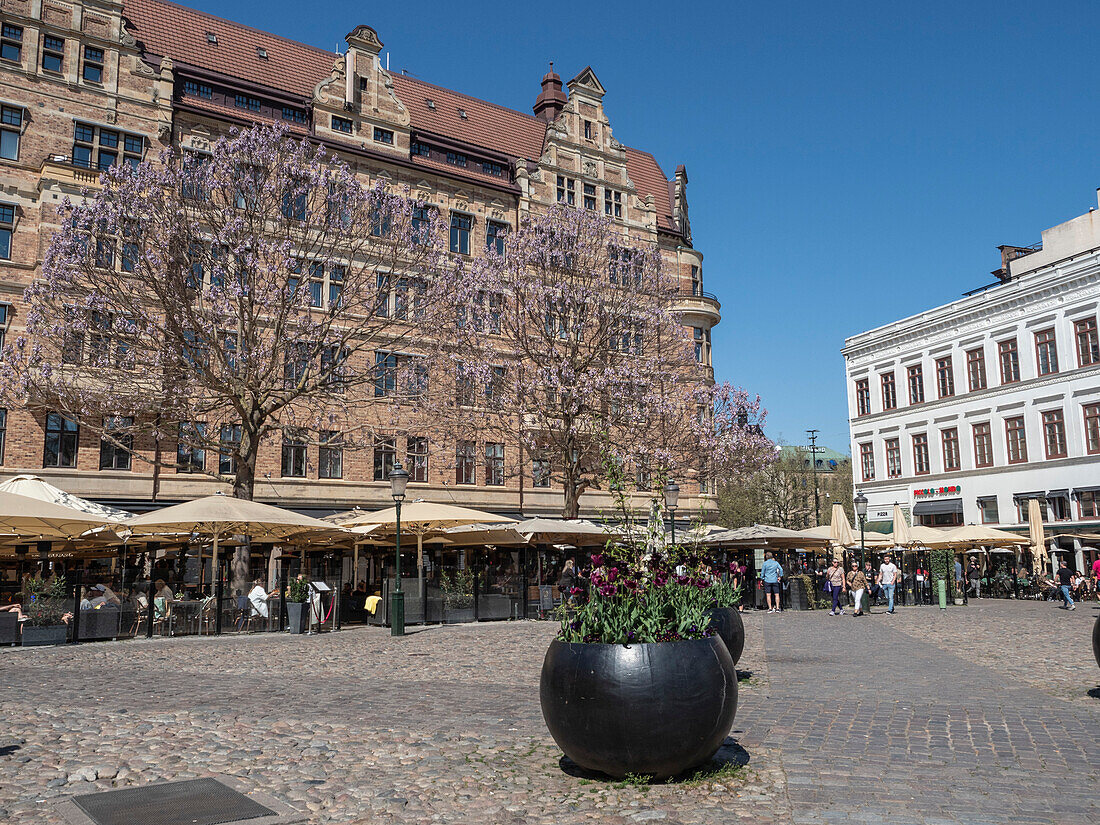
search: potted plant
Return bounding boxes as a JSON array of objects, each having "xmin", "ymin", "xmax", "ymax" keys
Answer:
[
  {"xmin": 21, "ymin": 576, "xmax": 70, "ymax": 646},
  {"xmin": 706, "ymin": 569, "xmax": 745, "ymax": 664},
  {"xmin": 540, "ymin": 528, "xmax": 737, "ymax": 780},
  {"xmin": 285, "ymin": 575, "xmax": 310, "ymax": 634},
  {"xmin": 440, "ymin": 570, "xmax": 475, "ymax": 623}
]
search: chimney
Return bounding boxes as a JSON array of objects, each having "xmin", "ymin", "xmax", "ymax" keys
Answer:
[{"xmin": 533, "ymin": 63, "xmax": 567, "ymax": 123}]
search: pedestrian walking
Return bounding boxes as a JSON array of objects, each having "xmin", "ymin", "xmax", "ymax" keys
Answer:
[
  {"xmin": 877, "ymin": 553, "xmax": 900, "ymax": 614},
  {"xmin": 824, "ymin": 558, "xmax": 846, "ymax": 616},
  {"xmin": 846, "ymin": 562, "xmax": 868, "ymax": 616},
  {"xmin": 761, "ymin": 552, "xmax": 783, "ymax": 613},
  {"xmin": 1055, "ymin": 559, "xmax": 1076, "ymax": 610}
]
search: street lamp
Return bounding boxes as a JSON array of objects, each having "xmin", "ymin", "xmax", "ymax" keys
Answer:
[
  {"xmin": 663, "ymin": 480, "xmax": 680, "ymax": 548},
  {"xmin": 388, "ymin": 460, "xmax": 410, "ymax": 637},
  {"xmin": 854, "ymin": 491, "xmax": 868, "ymax": 614}
]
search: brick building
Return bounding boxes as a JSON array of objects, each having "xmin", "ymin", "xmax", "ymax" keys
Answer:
[{"xmin": 0, "ymin": 0, "xmax": 721, "ymax": 516}]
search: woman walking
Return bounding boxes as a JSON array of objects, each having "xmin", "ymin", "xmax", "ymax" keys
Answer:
[
  {"xmin": 825, "ymin": 558, "xmax": 847, "ymax": 616},
  {"xmin": 847, "ymin": 562, "xmax": 869, "ymax": 616}
]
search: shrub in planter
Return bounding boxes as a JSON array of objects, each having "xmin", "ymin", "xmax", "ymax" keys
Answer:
[
  {"xmin": 285, "ymin": 575, "xmax": 310, "ymax": 634},
  {"xmin": 440, "ymin": 570, "xmax": 474, "ymax": 617},
  {"xmin": 21, "ymin": 576, "xmax": 69, "ymax": 646},
  {"xmin": 706, "ymin": 571, "xmax": 745, "ymax": 664},
  {"xmin": 542, "ymin": 532, "xmax": 737, "ymax": 779}
]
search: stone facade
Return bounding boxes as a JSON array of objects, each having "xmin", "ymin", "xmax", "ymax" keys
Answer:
[{"xmin": 0, "ymin": 0, "xmax": 721, "ymax": 515}]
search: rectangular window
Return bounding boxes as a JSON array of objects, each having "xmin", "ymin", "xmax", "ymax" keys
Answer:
[
  {"xmin": 1085, "ymin": 403, "xmax": 1100, "ymax": 455},
  {"xmin": 859, "ymin": 442, "xmax": 875, "ymax": 481},
  {"xmin": 978, "ymin": 497, "xmax": 999, "ymax": 524},
  {"xmin": 449, "ymin": 213, "xmax": 470, "ymax": 254},
  {"xmin": 318, "ymin": 431, "xmax": 342, "ymax": 479},
  {"xmin": 411, "ymin": 141, "xmax": 430, "ymax": 157},
  {"xmin": 373, "ymin": 127, "xmax": 394, "ymax": 144},
  {"xmin": 281, "ymin": 106, "xmax": 307, "ymax": 124},
  {"xmin": 584, "ymin": 119, "xmax": 594, "ymax": 139},
  {"xmin": 486, "ymin": 221, "xmax": 506, "ymax": 255},
  {"xmin": 880, "ymin": 372, "xmax": 896, "ymax": 410},
  {"xmin": 328, "ymin": 264, "xmax": 345, "ymax": 307},
  {"xmin": 219, "ymin": 424, "xmax": 240, "ymax": 475},
  {"xmin": 532, "ymin": 457, "xmax": 551, "ymax": 488},
  {"xmin": 175, "ymin": 421, "xmax": 206, "ymax": 473},
  {"xmin": 907, "ymin": 364, "xmax": 924, "ymax": 404},
  {"xmin": 82, "ymin": 46, "xmax": 103, "ymax": 83},
  {"xmin": 331, "ymin": 115, "xmax": 353, "ymax": 134},
  {"xmin": 1042, "ymin": 409, "xmax": 1067, "ymax": 459},
  {"xmin": 308, "ymin": 261, "xmax": 323, "ymax": 307},
  {"xmin": 280, "ymin": 430, "xmax": 307, "ymax": 478},
  {"xmin": 0, "ymin": 407, "xmax": 5, "ymax": 463},
  {"xmin": 1075, "ymin": 317, "xmax": 1099, "ymax": 367},
  {"xmin": 885, "ymin": 438, "xmax": 901, "ymax": 478},
  {"xmin": 1079, "ymin": 490, "xmax": 1099, "ymax": 519},
  {"xmin": 690, "ymin": 264, "xmax": 701, "ymax": 296},
  {"xmin": 1, "ymin": 23, "xmax": 22, "ymax": 63},
  {"xmin": 998, "ymin": 338, "xmax": 1020, "ymax": 384},
  {"xmin": 282, "ymin": 187, "xmax": 307, "ymax": 221},
  {"xmin": 99, "ymin": 416, "xmax": 133, "ymax": 470},
  {"xmin": 234, "ymin": 94, "xmax": 261, "ymax": 112},
  {"xmin": 407, "ymin": 436, "xmax": 428, "ymax": 483},
  {"xmin": 941, "ymin": 427, "xmax": 960, "ymax": 471},
  {"xmin": 41, "ymin": 35, "xmax": 64, "ymax": 73},
  {"xmin": 912, "ymin": 433, "xmax": 929, "ymax": 475},
  {"xmin": 1, "ymin": 104, "xmax": 21, "ymax": 160},
  {"xmin": 855, "ymin": 378, "xmax": 870, "ymax": 416},
  {"xmin": 935, "ymin": 356, "xmax": 954, "ymax": 398},
  {"xmin": 485, "ymin": 442, "xmax": 504, "ymax": 486},
  {"xmin": 1050, "ymin": 495, "xmax": 1070, "ymax": 521},
  {"xmin": 371, "ymin": 436, "xmax": 395, "ymax": 481},
  {"xmin": 0, "ymin": 202, "xmax": 13, "ymax": 260},
  {"xmin": 73, "ymin": 123, "xmax": 143, "ymax": 171},
  {"xmin": 1005, "ymin": 416, "xmax": 1027, "ymax": 464},
  {"xmin": 966, "ymin": 348, "xmax": 987, "ymax": 391},
  {"xmin": 183, "ymin": 80, "xmax": 213, "ymax": 99},
  {"xmin": 446, "ymin": 151, "xmax": 466, "ymax": 168},
  {"xmin": 481, "ymin": 161, "xmax": 504, "ymax": 177},
  {"xmin": 44, "ymin": 413, "xmax": 79, "ymax": 468},
  {"xmin": 973, "ymin": 422, "xmax": 993, "ymax": 468},
  {"xmin": 374, "ymin": 350, "xmax": 397, "ymax": 397},
  {"xmin": 556, "ymin": 175, "xmax": 575, "ymax": 205},
  {"xmin": 1035, "ymin": 328, "xmax": 1058, "ymax": 376},
  {"xmin": 456, "ymin": 440, "xmax": 476, "ymax": 485},
  {"xmin": 583, "ymin": 183, "xmax": 596, "ymax": 210}
]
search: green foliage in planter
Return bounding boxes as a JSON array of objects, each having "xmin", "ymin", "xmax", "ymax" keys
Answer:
[
  {"xmin": 22, "ymin": 576, "xmax": 68, "ymax": 627},
  {"xmin": 929, "ymin": 548, "xmax": 954, "ymax": 599},
  {"xmin": 286, "ymin": 576, "xmax": 310, "ymax": 603},
  {"xmin": 440, "ymin": 569, "xmax": 474, "ymax": 609},
  {"xmin": 790, "ymin": 573, "xmax": 829, "ymax": 610},
  {"xmin": 708, "ymin": 576, "xmax": 742, "ymax": 609}
]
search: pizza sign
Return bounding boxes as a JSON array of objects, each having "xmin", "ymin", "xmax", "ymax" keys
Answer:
[{"xmin": 913, "ymin": 485, "xmax": 961, "ymax": 498}]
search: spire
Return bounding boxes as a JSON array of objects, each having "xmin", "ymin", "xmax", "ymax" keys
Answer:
[{"xmin": 533, "ymin": 62, "xmax": 567, "ymax": 123}]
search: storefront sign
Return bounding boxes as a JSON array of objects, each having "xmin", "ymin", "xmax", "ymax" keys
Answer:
[{"xmin": 913, "ymin": 485, "xmax": 961, "ymax": 498}]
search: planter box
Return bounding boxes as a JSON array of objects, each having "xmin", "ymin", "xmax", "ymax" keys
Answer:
[
  {"xmin": 478, "ymin": 594, "xmax": 513, "ymax": 621},
  {"xmin": 22, "ymin": 624, "xmax": 68, "ymax": 646},
  {"xmin": 443, "ymin": 606, "xmax": 475, "ymax": 623},
  {"xmin": 286, "ymin": 601, "xmax": 309, "ymax": 634},
  {"xmin": 787, "ymin": 579, "xmax": 810, "ymax": 611},
  {"xmin": 77, "ymin": 609, "xmax": 121, "ymax": 641},
  {"xmin": 0, "ymin": 612, "xmax": 17, "ymax": 645}
]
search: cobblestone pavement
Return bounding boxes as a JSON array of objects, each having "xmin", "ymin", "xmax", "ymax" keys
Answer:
[{"xmin": 0, "ymin": 602, "xmax": 1097, "ymax": 825}]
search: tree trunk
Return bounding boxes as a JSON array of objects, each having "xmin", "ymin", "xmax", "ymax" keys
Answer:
[
  {"xmin": 230, "ymin": 427, "xmax": 259, "ymax": 593},
  {"xmin": 562, "ymin": 475, "xmax": 582, "ymax": 520}
]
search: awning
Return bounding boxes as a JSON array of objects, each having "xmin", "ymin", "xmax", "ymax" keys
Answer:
[
  {"xmin": 1013, "ymin": 491, "xmax": 1044, "ymax": 503},
  {"xmin": 1046, "ymin": 489, "xmax": 1069, "ymax": 499},
  {"xmin": 1072, "ymin": 486, "xmax": 1100, "ymax": 497},
  {"xmin": 912, "ymin": 498, "xmax": 963, "ymax": 516}
]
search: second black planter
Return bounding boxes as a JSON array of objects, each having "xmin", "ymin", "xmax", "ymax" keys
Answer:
[
  {"xmin": 708, "ymin": 607, "xmax": 745, "ymax": 665},
  {"xmin": 1093, "ymin": 615, "xmax": 1100, "ymax": 670},
  {"xmin": 540, "ymin": 636, "xmax": 737, "ymax": 779},
  {"xmin": 286, "ymin": 601, "xmax": 309, "ymax": 634}
]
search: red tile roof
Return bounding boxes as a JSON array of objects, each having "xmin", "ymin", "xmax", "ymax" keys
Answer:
[{"xmin": 122, "ymin": 0, "xmax": 679, "ymax": 234}]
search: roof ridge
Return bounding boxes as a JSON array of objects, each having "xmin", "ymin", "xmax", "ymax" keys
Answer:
[
  {"xmin": 395, "ymin": 73, "xmax": 548, "ymax": 127},
  {"xmin": 127, "ymin": 0, "xmax": 340, "ymax": 60}
]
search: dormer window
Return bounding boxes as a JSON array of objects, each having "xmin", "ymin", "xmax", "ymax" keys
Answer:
[
  {"xmin": 235, "ymin": 94, "xmax": 261, "ymax": 112},
  {"xmin": 458, "ymin": 108, "xmax": 467, "ymax": 120},
  {"xmin": 446, "ymin": 151, "xmax": 466, "ymax": 168},
  {"xmin": 584, "ymin": 120, "xmax": 594, "ymax": 140},
  {"xmin": 426, "ymin": 99, "xmax": 435, "ymax": 110},
  {"xmin": 256, "ymin": 47, "xmax": 268, "ymax": 59},
  {"xmin": 206, "ymin": 32, "xmax": 218, "ymax": 45},
  {"xmin": 281, "ymin": 106, "xmax": 307, "ymax": 124}
]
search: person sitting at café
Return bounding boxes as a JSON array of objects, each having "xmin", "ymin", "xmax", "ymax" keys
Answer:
[
  {"xmin": 0, "ymin": 603, "xmax": 25, "ymax": 621},
  {"xmin": 99, "ymin": 581, "xmax": 122, "ymax": 607},
  {"xmin": 154, "ymin": 579, "xmax": 174, "ymax": 603},
  {"xmin": 79, "ymin": 587, "xmax": 97, "ymax": 610},
  {"xmin": 247, "ymin": 578, "xmax": 271, "ymax": 619}
]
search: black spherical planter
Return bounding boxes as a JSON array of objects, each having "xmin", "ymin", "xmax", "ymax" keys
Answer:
[
  {"xmin": 540, "ymin": 636, "xmax": 737, "ymax": 779},
  {"xmin": 1093, "ymin": 615, "xmax": 1100, "ymax": 670},
  {"xmin": 708, "ymin": 607, "xmax": 745, "ymax": 665}
]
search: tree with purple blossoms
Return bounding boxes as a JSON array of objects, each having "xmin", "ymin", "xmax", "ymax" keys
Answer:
[
  {"xmin": 0, "ymin": 123, "xmax": 451, "ymax": 585},
  {"xmin": 432, "ymin": 204, "xmax": 772, "ymax": 518}
]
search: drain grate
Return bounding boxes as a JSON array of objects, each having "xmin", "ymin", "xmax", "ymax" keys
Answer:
[{"xmin": 71, "ymin": 778, "xmax": 276, "ymax": 825}]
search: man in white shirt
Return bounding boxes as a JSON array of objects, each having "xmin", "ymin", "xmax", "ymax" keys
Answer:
[
  {"xmin": 877, "ymin": 553, "xmax": 900, "ymax": 614},
  {"xmin": 247, "ymin": 579, "xmax": 270, "ymax": 619}
]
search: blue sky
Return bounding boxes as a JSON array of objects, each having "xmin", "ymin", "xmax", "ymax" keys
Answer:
[{"xmin": 191, "ymin": 0, "xmax": 1100, "ymax": 453}]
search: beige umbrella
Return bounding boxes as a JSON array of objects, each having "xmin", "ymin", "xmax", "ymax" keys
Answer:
[
  {"xmin": 938, "ymin": 524, "xmax": 1029, "ymax": 549},
  {"xmin": 0, "ymin": 474, "xmax": 131, "ymax": 521},
  {"xmin": 830, "ymin": 503, "xmax": 854, "ymax": 562},
  {"xmin": 888, "ymin": 524, "xmax": 951, "ymax": 547},
  {"xmin": 705, "ymin": 524, "xmax": 832, "ymax": 548},
  {"xmin": 444, "ymin": 523, "xmax": 528, "ymax": 546},
  {"xmin": 1028, "ymin": 498, "xmax": 1046, "ymax": 575},
  {"xmin": 515, "ymin": 518, "xmax": 613, "ymax": 547},
  {"xmin": 342, "ymin": 501, "xmax": 515, "ymax": 594},
  {"xmin": 125, "ymin": 494, "xmax": 348, "ymax": 583},
  {"xmin": 891, "ymin": 504, "xmax": 912, "ymax": 547},
  {"xmin": 0, "ymin": 490, "xmax": 117, "ymax": 540}
]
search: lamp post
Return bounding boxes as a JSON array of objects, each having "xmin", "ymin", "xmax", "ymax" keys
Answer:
[
  {"xmin": 854, "ymin": 491, "xmax": 868, "ymax": 612},
  {"xmin": 663, "ymin": 480, "xmax": 680, "ymax": 548},
  {"xmin": 388, "ymin": 460, "xmax": 409, "ymax": 637}
]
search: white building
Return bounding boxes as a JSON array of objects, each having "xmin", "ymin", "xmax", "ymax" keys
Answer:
[{"xmin": 842, "ymin": 190, "xmax": 1100, "ymax": 570}]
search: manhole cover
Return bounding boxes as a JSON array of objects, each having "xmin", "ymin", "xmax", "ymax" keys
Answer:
[{"xmin": 70, "ymin": 778, "xmax": 277, "ymax": 825}]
